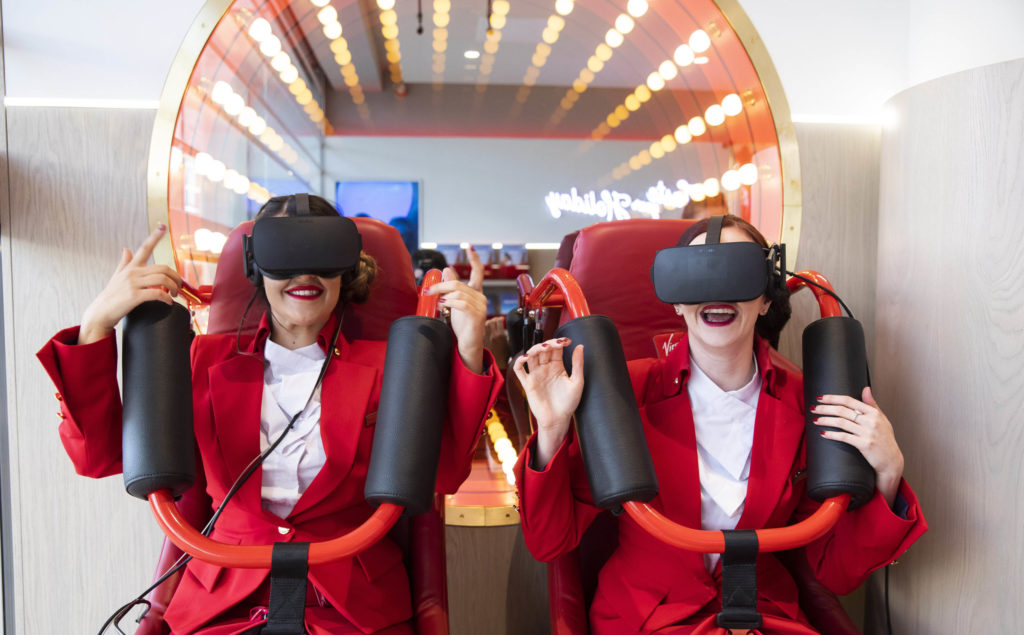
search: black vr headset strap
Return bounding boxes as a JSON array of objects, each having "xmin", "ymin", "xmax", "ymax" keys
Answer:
[
  {"xmin": 295, "ymin": 193, "xmax": 309, "ymax": 216},
  {"xmin": 705, "ymin": 214, "xmax": 724, "ymax": 245}
]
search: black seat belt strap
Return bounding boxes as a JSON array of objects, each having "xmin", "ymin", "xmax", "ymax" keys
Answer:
[
  {"xmin": 716, "ymin": 529, "xmax": 762, "ymax": 631},
  {"xmin": 262, "ymin": 541, "xmax": 310, "ymax": 634}
]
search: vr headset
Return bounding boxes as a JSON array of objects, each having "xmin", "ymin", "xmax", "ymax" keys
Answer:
[
  {"xmin": 650, "ymin": 215, "xmax": 786, "ymax": 304},
  {"xmin": 242, "ymin": 193, "xmax": 363, "ymax": 286}
]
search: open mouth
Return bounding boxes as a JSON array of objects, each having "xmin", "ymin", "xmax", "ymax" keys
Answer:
[
  {"xmin": 700, "ymin": 304, "xmax": 738, "ymax": 327},
  {"xmin": 284, "ymin": 285, "xmax": 323, "ymax": 300}
]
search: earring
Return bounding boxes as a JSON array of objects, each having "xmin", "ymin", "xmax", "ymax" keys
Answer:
[{"xmin": 674, "ymin": 305, "xmax": 685, "ymax": 316}]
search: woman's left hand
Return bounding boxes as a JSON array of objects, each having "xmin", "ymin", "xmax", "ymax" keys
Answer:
[
  {"xmin": 812, "ymin": 386, "xmax": 905, "ymax": 507},
  {"xmin": 426, "ymin": 267, "xmax": 487, "ymax": 373}
]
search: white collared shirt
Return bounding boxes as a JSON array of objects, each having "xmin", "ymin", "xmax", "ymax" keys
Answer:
[
  {"xmin": 259, "ymin": 339, "xmax": 328, "ymax": 519},
  {"xmin": 687, "ymin": 355, "xmax": 761, "ymax": 572}
]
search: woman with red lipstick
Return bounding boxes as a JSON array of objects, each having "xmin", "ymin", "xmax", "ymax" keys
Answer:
[
  {"xmin": 37, "ymin": 194, "xmax": 502, "ymax": 634},
  {"xmin": 513, "ymin": 215, "xmax": 926, "ymax": 634}
]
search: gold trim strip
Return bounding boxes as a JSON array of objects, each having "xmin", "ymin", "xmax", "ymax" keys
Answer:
[
  {"xmin": 444, "ymin": 503, "xmax": 521, "ymax": 527},
  {"xmin": 713, "ymin": 0, "xmax": 802, "ymax": 264},
  {"xmin": 146, "ymin": 0, "xmax": 235, "ymax": 269}
]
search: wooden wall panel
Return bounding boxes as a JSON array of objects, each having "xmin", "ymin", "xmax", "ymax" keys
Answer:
[
  {"xmin": 866, "ymin": 58, "xmax": 1024, "ymax": 633},
  {"xmin": 778, "ymin": 123, "xmax": 881, "ymax": 369},
  {"xmin": 2, "ymin": 106, "xmax": 164, "ymax": 633}
]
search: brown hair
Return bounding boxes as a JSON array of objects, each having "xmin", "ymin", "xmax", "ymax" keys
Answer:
[
  {"xmin": 677, "ymin": 214, "xmax": 792, "ymax": 348},
  {"xmin": 254, "ymin": 194, "xmax": 378, "ymax": 305}
]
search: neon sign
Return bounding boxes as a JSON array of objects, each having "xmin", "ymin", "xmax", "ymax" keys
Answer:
[{"xmin": 544, "ymin": 180, "xmax": 692, "ymax": 221}]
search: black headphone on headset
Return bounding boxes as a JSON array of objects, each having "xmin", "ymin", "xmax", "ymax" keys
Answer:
[{"xmin": 242, "ymin": 194, "xmax": 362, "ymax": 288}]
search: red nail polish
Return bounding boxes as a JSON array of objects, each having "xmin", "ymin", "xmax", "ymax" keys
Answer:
[
  {"xmin": 813, "ymin": 417, "xmax": 819, "ymax": 422},
  {"xmin": 819, "ymin": 431, "xmax": 826, "ymax": 437},
  {"xmin": 816, "ymin": 395, "xmax": 824, "ymax": 400}
]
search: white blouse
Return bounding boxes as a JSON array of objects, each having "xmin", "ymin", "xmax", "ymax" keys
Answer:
[
  {"xmin": 259, "ymin": 339, "xmax": 328, "ymax": 519},
  {"xmin": 687, "ymin": 356, "xmax": 761, "ymax": 572}
]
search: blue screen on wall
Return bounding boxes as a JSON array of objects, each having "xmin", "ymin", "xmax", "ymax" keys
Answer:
[{"xmin": 335, "ymin": 180, "xmax": 419, "ymax": 255}]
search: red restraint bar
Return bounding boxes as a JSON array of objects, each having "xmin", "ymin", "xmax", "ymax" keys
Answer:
[
  {"xmin": 521, "ymin": 268, "xmax": 850, "ymax": 555},
  {"xmin": 146, "ymin": 268, "xmax": 448, "ymax": 568}
]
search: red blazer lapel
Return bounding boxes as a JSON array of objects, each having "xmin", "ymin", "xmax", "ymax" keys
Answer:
[
  {"xmin": 642, "ymin": 391, "xmax": 702, "ymax": 529},
  {"xmin": 207, "ymin": 353, "xmax": 266, "ymax": 508},
  {"xmin": 738, "ymin": 391, "xmax": 804, "ymax": 530},
  {"xmin": 289, "ymin": 357, "xmax": 379, "ymax": 517}
]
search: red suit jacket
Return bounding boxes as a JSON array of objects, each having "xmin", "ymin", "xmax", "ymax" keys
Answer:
[
  {"xmin": 515, "ymin": 336, "xmax": 927, "ymax": 634},
  {"xmin": 38, "ymin": 312, "xmax": 502, "ymax": 634}
]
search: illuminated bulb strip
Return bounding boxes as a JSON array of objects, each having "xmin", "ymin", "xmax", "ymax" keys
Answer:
[
  {"xmin": 431, "ymin": 0, "xmax": 451, "ymax": 89},
  {"xmin": 548, "ymin": 8, "xmax": 645, "ymax": 126},
  {"xmin": 486, "ymin": 411, "xmax": 517, "ymax": 486},
  {"xmin": 248, "ymin": 16, "xmax": 326, "ymax": 128},
  {"xmin": 377, "ymin": 1, "xmax": 405, "ymax": 87},
  {"xmin": 191, "ymin": 151, "xmax": 273, "ymax": 205},
  {"xmin": 208, "ymin": 80, "xmax": 304, "ymax": 169},
  {"xmin": 309, "ymin": 2, "xmax": 366, "ymax": 117},
  {"xmin": 474, "ymin": 0, "xmax": 511, "ymax": 92},
  {"xmin": 515, "ymin": 3, "xmax": 570, "ymax": 104},
  {"xmin": 607, "ymin": 156, "xmax": 761, "ymax": 206},
  {"xmin": 590, "ymin": 28, "xmax": 717, "ymax": 140}
]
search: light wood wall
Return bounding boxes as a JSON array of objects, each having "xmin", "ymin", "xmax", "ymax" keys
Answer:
[
  {"xmin": 1, "ymin": 106, "xmax": 165, "ymax": 633},
  {"xmin": 864, "ymin": 58, "xmax": 1024, "ymax": 634}
]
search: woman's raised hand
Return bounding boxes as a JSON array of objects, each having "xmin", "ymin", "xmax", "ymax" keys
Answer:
[
  {"xmin": 811, "ymin": 386, "xmax": 905, "ymax": 506},
  {"xmin": 79, "ymin": 224, "xmax": 183, "ymax": 345},
  {"xmin": 512, "ymin": 338, "xmax": 585, "ymax": 467},
  {"xmin": 425, "ymin": 267, "xmax": 488, "ymax": 374}
]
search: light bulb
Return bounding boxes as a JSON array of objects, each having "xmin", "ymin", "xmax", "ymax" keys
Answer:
[
  {"xmin": 660, "ymin": 134, "xmax": 677, "ymax": 152},
  {"xmin": 493, "ymin": 0, "xmax": 510, "ymax": 15},
  {"xmin": 194, "ymin": 228, "xmax": 213, "ymax": 252},
  {"xmin": 674, "ymin": 44, "xmax": 695, "ymax": 67},
  {"xmin": 646, "ymin": 72, "xmax": 665, "ymax": 91},
  {"xmin": 658, "ymin": 60, "xmax": 678, "ymax": 80},
  {"xmin": 627, "ymin": 0, "xmax": 648, "ymax": 18},
  {"xmin": 223, "ymin": 93, "xmax": 244, "ymax": 115},
  {"xmin": 615, "ymin": 14, "xmax": 635, "ymax": 34},
  {"xmin": 595, "ymin": 44, "xmax": 612, "ymax": 61},
  {"xmin": 279, "ymin": 65, "xmax": 299, "ymax": 84},
  {"xmin": 238, "ymin": 106, "xmax": 257, "ymax": 127},
  {"xmin": 207, "ymin": 160, "xmax": 226, "ymax": 182},
  {"xmin": 548, "ymin": 15, "xmax": 565, "ymax": 31},
  {"xmin": 687, "ymin": 116, "xmax": 706, "ymax": 136},
  {"xmin": 688, "ymin": 183, "xmax": 705, "ymax": 202},
  {"xmin": 739, "ymin": 163, "xmax": 759, "ymax": 185},
  {"xmin": 554, "ymin": 0, "xmax": 574, "ymax": 16},
  {"xmin": 650, "ymin": 142, "xmax": 665, "ymax": 159},
  {"xmin": 605, "ymin": 29, "xmax": 624, "ymax": 48},
  {"xmin": 317, "ymin": 6, "xmax": 338, "ymax": 24},
  {"xmin": 689, "ymin": 29, "xmax": 711, "ymax": 53},
  {"xmin": 721, "ymin": 93, "xmax": 743, "ymax": 116},
  {"xmin": 675, "ymin": 179, "xmax": 689, "ymax": 191},
  {"xmin": 705, "ymin": 104, "xmax": 725, "ymax": 126},
  {"xmin": 311, "ymin": 0, "xmax": 330, "ymax": 6},
  {"xmin": 271, "ymin": 51, "xmax": 290, "ymax": 71},
  {"xmin": 193, "ymin": 152, "xmax": 212, "ymax": 175},
  {"xmin": 210, "ymin": 232, "xmax": 228, "ymax": 254},
  {"xmin": 248, "ymin": 18, "xmax": 272, "ymax": 42},
  {"xmin": 323, "ymin": 21, "xmax": 342, "ymax": 39},
  {"xmin": 624, "ymin": 95, "xmax": 640, "ymax": 111},
  {"xmin": 210, "ymin": 80, "xmax": 233, "ymax": 105},
  {"xmin": 248, "ymin": 117, "xmax": 267, "ymax": 136},
  {"xmin": 674, "ymin": 124, "xmax": 692, "ymax": 144},
  {"xmin": 703, "ymin": 177, "xmax": 720, "ymax": 197},
  {"xmin": 634, "ymin": 84, "xmax": 651, "ymax": 102},
  {"xmin": 377, "ymin": 0, "xmax": 395, "ymax": 10},
  {"xmin": 721, "ymin": 169, "xmax": 741, "ymax": 191},
  {"xmin": 259, "ymin": 35, "xmax": 281, "ymax": 57}
]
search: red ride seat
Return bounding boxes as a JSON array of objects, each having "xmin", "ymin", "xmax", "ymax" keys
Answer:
[
  {"xmin": 540, "ymin": 218, "xmax": 859, "ymax": 635},
  {"xmin": 138, "ymin": 217, "xmax": 450, "ymax": 634}
]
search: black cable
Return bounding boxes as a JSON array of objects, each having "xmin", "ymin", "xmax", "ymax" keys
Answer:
[
  {"xmin": 785, "ymin": 270, "xmax": 856, "ymax": 320},
  {"xmin": 100, "ymin": 309, "xmax": 346, "ymax": 634},
  {"xmin": 885, "ymin": 564, "xmax": 893, "ymax": 634}
]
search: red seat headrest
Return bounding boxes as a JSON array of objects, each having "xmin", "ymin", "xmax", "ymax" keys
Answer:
[
  {"xmin": 206, "ymin": 217, "xmax": 417, "ymax": 341},
  {"xmin": 564, "ymin": 218, "xmax": 695, "ymax": 360}
]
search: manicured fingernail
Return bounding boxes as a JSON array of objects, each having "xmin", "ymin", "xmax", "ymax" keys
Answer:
[
  {"xmin": 819, "ymin": 431, "xmax": 827, "ymax": 437},
  {"xmin": 469, "ymin": 246, "xmax": 476, "ymax": 252},
  {"xmin": 816, "ymin": 395, "xmax": 824, "ymax": 401},
  {"xmin": 438, "ymin": 298, "xmax": 447, "ymax": 303},
  {"xmin": 157, "ymin": 223, "xmax": 166, "ymax": 231},
  {"xmin": 813, "ymin": 417, "xmax": 820, "ymax": 423}
]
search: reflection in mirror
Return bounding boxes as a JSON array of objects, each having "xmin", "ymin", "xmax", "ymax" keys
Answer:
[{"xmin": 154, "ymin": 0, "xmax": 796, "ymax": 523}]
